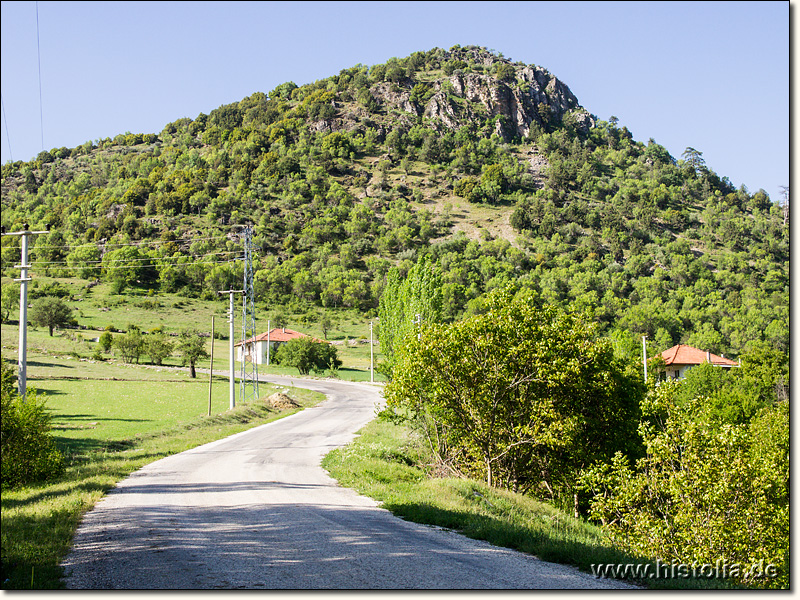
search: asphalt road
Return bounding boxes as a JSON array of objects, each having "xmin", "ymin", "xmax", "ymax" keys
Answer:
[{"xmin": 61, "ymin": 376, "xmax": 636, "ymax": 590}]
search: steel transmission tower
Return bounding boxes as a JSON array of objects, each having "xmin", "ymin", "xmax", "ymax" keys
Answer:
[{"xmin": 240, "ymin": 226, "xmax": 259, "ymax": 402}]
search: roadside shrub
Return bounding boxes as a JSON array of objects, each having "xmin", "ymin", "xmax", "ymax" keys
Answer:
[
  {"xmin": 0, "ymin": 361, "xmax": 65, "ymax": 489},
  {"xmin": 581, "ymin": 381, "xmax": 789, "ymax": 589}
]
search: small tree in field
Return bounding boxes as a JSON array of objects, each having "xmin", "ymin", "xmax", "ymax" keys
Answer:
[
  {"xmin": 144, "ymin": 331, "xmax": 174, "ymax": 366},
  {"xmin": 29, "ymin": 296, "xmax": 73, "ymax": 336},
  {"xmin": 176, "ymin": 329, "xmax": 209, "ymax": 378},
  {"xmin": 114, "ymin": 328, "xmax": 144, "ymax": 364}
]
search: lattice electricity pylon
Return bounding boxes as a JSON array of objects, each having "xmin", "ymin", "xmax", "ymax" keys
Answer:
[{"xmin": 239, "ymin": 225, "xmax": 259, "ymax": 402}]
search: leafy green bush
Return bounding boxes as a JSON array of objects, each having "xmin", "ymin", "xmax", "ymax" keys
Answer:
[
  {"xmin": 1, "ymin": 361, "xmax": 65, "ymax": 489},
  {"xmin": 274, "ymin": 337, "xmax": 341, "ymax": 375},
  {"xmin": 385, "ymin": 285, "xmax": 643, "ymax": 507},
  {"xmin": 581, "ymin": 381, "xmax": 788, "ymax": 589}
]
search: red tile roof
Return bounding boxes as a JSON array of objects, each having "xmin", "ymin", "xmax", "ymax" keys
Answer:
[
  {"xmin": 236, "ymin": 328, "xmax": 306, "ymax": 346},
  {"xmin": 658, "ymin": 344, "xmax": 738, "ymax": 367},
  {"xmin": 235, "ymin": 328, "xmax": 324, "ymax": 346}
]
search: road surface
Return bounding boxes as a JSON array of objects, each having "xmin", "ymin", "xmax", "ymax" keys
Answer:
[{"xmin": 61, "ymin": 376, "xmax": 635, "ymax": 589}]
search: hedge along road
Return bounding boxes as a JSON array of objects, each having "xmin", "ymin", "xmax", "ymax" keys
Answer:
[{"xmin": 61, "ymin": 375, "xmax": 635, "ymax": 590}]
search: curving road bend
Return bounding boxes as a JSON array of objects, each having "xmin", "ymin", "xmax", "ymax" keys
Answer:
[{"xmin": 61, "ymin": 376, "xmax": 635, "ymax": 590}]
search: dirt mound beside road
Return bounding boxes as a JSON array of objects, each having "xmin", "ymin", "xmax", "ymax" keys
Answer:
[{"xmin": 266, "ymin": 392, "xmax": 299, "ymax": 410}]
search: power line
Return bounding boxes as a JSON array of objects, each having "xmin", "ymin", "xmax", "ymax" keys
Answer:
[
  {"xmin": 1, "ymin": 95, "xmax": 12, "ymax": 162},
  {"xmin": 35, "ymin": 1, "xmax": 44, "ymax": 153},
  {"xmin": 18, "ymin": 233, "xmax": 236, "ymax": 252},
  {"xmin": 24, "ymin": 249, "xmax": 243, "ymax": 267}
]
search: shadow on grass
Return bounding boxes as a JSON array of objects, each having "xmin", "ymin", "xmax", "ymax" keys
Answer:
[
  {"xmin": 27, "ymin": 360, "xmax": 75, "ymax": 369},
  {"xmin": 30, "ymin": 387, "xmax": 68, "ymax": 397},
  {"xmin": 52, "ymin": 413, "xmax": 148, "ymax": 423},
  {"xmin": 53, "ymin": 435, "xmax": 139, "ymax": 456}
]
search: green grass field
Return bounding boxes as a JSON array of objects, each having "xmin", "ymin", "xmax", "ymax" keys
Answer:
[{"xmin": 1, "ymin": 272, "xmax": 385, "ymax": 382}]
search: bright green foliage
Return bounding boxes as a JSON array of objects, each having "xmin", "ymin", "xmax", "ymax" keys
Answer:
[
  {"xmin": 143, "ymin": 331, "xmax": 174, "ymax": 366},
  {"xmin": 377, "ymin": 255, "xmax": 443, "ymax": 378},
  {"xmin": 113, "ymin": 328, "xmax": 144, "ymax": 364},
  {"xmin": 98, "ymin": 331, "xmax": 114, "ymax": 353},
  {"xmin": 66, "ymin": 243, "xmax": 102, "ymax": 279},
  {"xmin": 385, "ymin": 285, "xmax": 643, "ymax": 504},
  {"xmin": 29, "ymin": 296, "xmax": 73, "ymax": 336},
  {"xmin": 176, "ymin": 329, "xmax": 209, "ymax": 379},
  {"xmin": 1, "ymin": 282, "xmax": 19, "ymax": 323},
  {"xmin": 273, "ymin": 336, "xmax": 341, "ymax": 375},
  {"xmin": 1, "ymin": 361, "xmax": 64, "ymax": 489},
  {"xmin": 102, "ymin": 246, "xmax": 156, "ymax": 292},
  {"xmin": 581, "ymin": 382, "xmax": 789, "ymax": 589}
]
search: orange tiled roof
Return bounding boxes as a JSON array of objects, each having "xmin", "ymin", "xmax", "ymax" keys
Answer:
[
  {"xmin": 236, "ymin": 328, "xmax": 308, "ymax": 346},
  {"xmin": 658, "ymin": 344, "xmax": 738, "ymax": 367},
  {"xmin": 236, "ymin": 328, "xmax": 326, "ymax": 346}
]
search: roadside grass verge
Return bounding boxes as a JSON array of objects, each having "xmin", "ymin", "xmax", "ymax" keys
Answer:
[
  {"xmin": 322, "ymin": 419, "xmax": 738, "ymax": 590},
  {"xmin": 1, "ymin": 379, "xmax": 325, "ymax": 590}
]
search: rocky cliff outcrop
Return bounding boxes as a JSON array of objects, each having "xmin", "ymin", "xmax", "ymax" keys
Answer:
[{"xmin": 368, "ymin": 49, "xmax": 594, "ymax": 141}]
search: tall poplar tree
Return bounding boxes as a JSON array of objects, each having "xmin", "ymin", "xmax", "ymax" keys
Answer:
[{"xmin": 377, "ymin": 255, "xmax": 443, "ymax": 378}]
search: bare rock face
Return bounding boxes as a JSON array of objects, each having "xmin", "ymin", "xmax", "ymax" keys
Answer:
[
  {"xmin": 367, "ymin": 57, "xmax": 595, "ymax": 142},
  {"xmin": 319, "ymin": 48, "xmax": 595, "ymax": 145}
]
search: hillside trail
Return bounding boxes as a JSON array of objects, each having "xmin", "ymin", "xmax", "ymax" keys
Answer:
[{"xmin": 61, "ymin": 374, "xmax": 636, "ymax": 589}]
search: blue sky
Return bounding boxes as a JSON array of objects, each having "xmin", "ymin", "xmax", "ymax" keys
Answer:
[{"xmin": 0, "ymin": 1, "xmax": 789, "ymax": 199}]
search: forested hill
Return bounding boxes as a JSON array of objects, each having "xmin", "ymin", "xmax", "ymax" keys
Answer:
[{"xmin": 0, "ymin": 45, "xmax": 789, "ymax": 358}]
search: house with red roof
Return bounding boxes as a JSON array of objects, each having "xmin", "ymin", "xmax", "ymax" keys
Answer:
[
  {"xmin": 657, "ymin": 344, "xmax": 739, "ymax": 381},
  {"xmin": 235, "ymin": 327, "xmax": 322, "ymax": 365}
]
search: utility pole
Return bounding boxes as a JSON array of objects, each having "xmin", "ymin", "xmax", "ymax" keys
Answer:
[
  {"xmin": 1, "ymin": 225, "xmax": 48, "ymax": 399},
  {"xmin": 266, "ymin": 319, "xmax": 271, "ymax": 366},
  {"xmin": 642, "ymin": 336, "xmax": 648, "ymax": 382},
  {"xmin": 240, "ymin": 226, "xmax": 258, "ymax": 402},
  {"xmin": 370, "ymin": 321, "xmax": 374, "ymax": 383},
  {"xmin": 208, "ymin": 315, "xmax": 215, "ymax": 416},
  {"xmin": 218, "ymin": 290, "xmax": 243, "ymax": 410}
]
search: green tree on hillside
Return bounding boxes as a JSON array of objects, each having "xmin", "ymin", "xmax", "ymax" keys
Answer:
[{"xmin": 29, "ymin": 296, "xmax": 73, "ymax": 336}]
